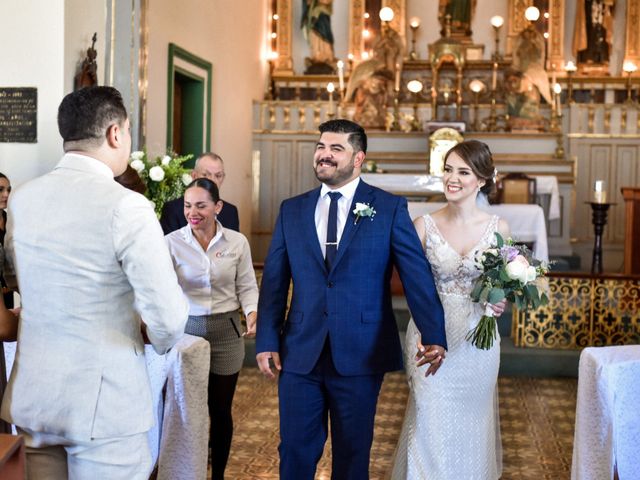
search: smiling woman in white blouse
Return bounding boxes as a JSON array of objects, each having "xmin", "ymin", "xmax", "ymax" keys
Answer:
[{"xmin": 165, "ymin": 177, "xmax": 258, "ymax": 480}]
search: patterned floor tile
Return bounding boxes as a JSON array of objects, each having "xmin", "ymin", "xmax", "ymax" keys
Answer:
[{"xmin": 220, "ymin": 369, "xmax": 577, "ymax": 479}]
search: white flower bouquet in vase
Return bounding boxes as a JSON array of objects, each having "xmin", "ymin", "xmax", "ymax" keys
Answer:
[{"xmin": 129, "ymin": 150, "xmax": 193, "ymax": 216}]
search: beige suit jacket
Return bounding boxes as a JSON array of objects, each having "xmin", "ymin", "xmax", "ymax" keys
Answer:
[{"xmin": 1, "ymin": 153, "xmax": 189, "ymax": 440}]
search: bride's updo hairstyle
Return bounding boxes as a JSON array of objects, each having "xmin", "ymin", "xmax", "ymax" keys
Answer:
[{"xmin": 443, "ymin": 140, "xmax": 496, "ymax": 197}]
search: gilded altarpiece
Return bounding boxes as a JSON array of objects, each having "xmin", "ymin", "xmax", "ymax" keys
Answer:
[
  {"xmin": 506, "ymin": 0, "xmax": 564, "ymax": 70},
  {"xmin": 274, "ymin": 0, "xmax": 406, "ymax": 74},
  {"xmin": 626, "ymin": 0, "xmax": 640, "ymax": 65}
]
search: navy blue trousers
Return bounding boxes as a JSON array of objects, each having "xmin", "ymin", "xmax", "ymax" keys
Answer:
[{"xmin": 278, "ymin": 340, "xmax": 384, "ymax": 480}]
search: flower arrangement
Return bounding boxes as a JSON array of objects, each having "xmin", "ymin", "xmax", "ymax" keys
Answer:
[
  {"xmin": 129, "ymin": 150, "xmax": 193, "ymax": 216},
  {"xmin": 353, "ymin": 202, "xmax": 376, "ymax": 224},
  {"xmin": 468, "ymin": 233, "xmax": 551, "ymax": 350}
]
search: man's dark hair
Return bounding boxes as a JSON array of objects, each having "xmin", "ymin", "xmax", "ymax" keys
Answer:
[
  {"xmin": 318, "ymin": 119, "xmax": 367, "ymax": 154},
  {"xmin": 58, "ymin": 86, "xmax": 127, "ymax": 147}
]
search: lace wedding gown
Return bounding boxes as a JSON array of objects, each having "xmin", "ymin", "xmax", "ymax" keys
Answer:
[{"xmin": 391, "ymin": 214, "xmax": 502, "ymax": 480}]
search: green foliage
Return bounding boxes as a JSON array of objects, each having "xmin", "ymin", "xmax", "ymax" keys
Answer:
[
  {"xmin": 467, "ymin": 231, "xmax": 552, "ymax": 349},
  {"xmin": 129, "ymin": 150, "xmax": 193, "ymax": 217}
]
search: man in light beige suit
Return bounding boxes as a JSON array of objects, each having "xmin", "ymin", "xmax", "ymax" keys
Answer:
[{"xmin": 1, "ymin": 87, "xmax": 189, "ymax": 479}]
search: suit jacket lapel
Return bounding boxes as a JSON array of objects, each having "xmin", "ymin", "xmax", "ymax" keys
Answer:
[
  {"xmin": 330, "ymin": 180, "xmax": 375, "ymax": 272},
  {"xmin": 302, "ymin": 187, "xmax": 326, "ymax": 272}
]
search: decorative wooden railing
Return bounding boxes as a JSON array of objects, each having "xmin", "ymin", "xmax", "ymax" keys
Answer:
[{"xmin": 512, "ymin": 272, "xmax": 640, "ymax": 349}]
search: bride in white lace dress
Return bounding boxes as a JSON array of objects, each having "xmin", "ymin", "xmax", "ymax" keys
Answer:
[{"xmin": 391, "ymin": 140, "xmax": 510, "ymax": 480}]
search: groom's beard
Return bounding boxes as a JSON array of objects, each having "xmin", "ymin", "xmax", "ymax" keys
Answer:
[{"xmin": 314, "ymin": 154, "xmax": 356, "ymax": 186}]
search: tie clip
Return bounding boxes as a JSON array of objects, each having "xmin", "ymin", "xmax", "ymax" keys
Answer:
[{"xmin": 325, "ymin": 242, "xmax": 338, "ymax": 245}]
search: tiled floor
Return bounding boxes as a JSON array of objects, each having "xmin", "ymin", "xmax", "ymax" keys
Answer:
[{"xmin": 223, "ymin": 369, "xmax": 577, "ymax": 479}]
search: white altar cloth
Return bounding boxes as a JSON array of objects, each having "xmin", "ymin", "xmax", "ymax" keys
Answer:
[
  {"xmin": 408, "ymin": 202, "xmax": 549, "ymax": 262},
  {"xmin": 571, "ymin": 345, "xmax": 640, "ymax": 480},
  {"xmin": 362, "ymin": 173, "xmax": 561, "ymax": 220},
  {"xmin": 3, "ymin": 334, "xmax": 210, "ymax": 480}
]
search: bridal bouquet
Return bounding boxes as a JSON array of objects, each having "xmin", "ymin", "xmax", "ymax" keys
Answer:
[
  {"xmin": 467, "ymin": 233, "xmax": 550, "ymax": 350},
  {"xmin": 129, "ymin": 150, "xmax": 193, "ymax": 216}
]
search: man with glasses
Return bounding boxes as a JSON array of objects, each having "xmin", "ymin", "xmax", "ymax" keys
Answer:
[{"xmin": 160, "ymin": 152, "xmax": 240, "ymax": 234}]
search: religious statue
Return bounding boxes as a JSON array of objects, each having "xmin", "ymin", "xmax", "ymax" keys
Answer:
[
  {"xmin": 344, "ymin": 22, "xmax": 404, "ymax": 129},
  {"xmin": 438, "ymin": 0, "xmax": 477, "ymax": 39},
  {"xmin": 301, "ymin": 0, "xmax": 335, "ymax": 74},
  {"xmin": 509, "ymin": 27, "xmax": 552, "ymax": 131},
  {"xmin": 74, "ymin": 33, "xmax": 98, "ymax": 91},
  {"xmin": 573, "ymin": 0, "xmax": 614, "ymax": 67}
]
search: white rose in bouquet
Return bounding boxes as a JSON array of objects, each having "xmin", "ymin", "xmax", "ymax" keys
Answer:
[
  {"xmin": 182, "ymin": 173, "xmax": 193, "ymax": 186},
  {"xmin": 149, "ymin": 166, "xmax": 165, "ymax": 182},
  {"xmin": 130, "ymin": 151, "xmax": 145, "ymax": 161},
  {"xmin": 505, "ymin": 260, "xmax": 528, "ymax": 283},
  {"xmin": 526, "ymin": 265, "xmax": 537, "ymax": 282},
  {"xmin": 161, "ymin": 155, "xmax": 172, "ymax": 166},
  {"xmin": 130, "ymin": 159, "xmax": 145, "ymax": 172}
]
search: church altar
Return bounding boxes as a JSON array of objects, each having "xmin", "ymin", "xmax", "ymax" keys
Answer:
[{"xmin": 362, "ymin": 173, "xmax": 561, "ymax": 220}]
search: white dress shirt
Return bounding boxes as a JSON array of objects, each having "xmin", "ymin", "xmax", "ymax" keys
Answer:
[
  {"xmin": 315, "ymin": 177, "xmax": 360, "ymax": 258},
  {"xmin": 165, "ymin": 221, "xmax": 259, "ymax": 317}
]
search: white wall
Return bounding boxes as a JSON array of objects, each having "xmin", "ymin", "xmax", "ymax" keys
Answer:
[
  {"xmin": 145, "ymin": 0, "xmax": 267, "ymax": 234},
  {"xmin": 0, "ymin": 0, "xmax": 106, "ymax": 189},
  {"xmin": 64, "ymin": 0, "xmax": 107, "ymax": 93},
  {"xmin": 0, "ymin": 0, "xmax": 65, "ymax": 187}
]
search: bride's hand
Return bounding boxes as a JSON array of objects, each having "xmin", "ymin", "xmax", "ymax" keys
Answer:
[{"xmin": 488, "ymin": 299, "xmax": 507, "ymax": 316}]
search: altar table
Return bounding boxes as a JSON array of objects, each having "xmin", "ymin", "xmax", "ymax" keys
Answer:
[
  {"xmin": 3, "ymin": 334, "xmax": 210, "ymax": 480},
  {"xmin": 408, "ymin": 202, "xmax": 549, "ymax": 262},
  {"xmin": 571, "ymin": 346, "xmax": 640, "ymax": 480},
  {"xmin": 362, "ymin": 173, "xmax": 561, "ymax": 220}
]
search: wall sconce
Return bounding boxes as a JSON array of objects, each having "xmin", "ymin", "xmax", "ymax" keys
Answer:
[
  {"xmin": 469, "ymin": 79, "xmax": 486, "ymax": 131},
  {"xmin": 490, "ymin": 16, "xmax": 504, "ymax": 61},
  {"xmin": 564, "ymin": 61, "xmax": 577, "ymax": 104},
  {"xmin": 409, "ymin": 17, "xmax": 421, "ymax": 60},
  {"xmin": 407, "ymin": 79, "xmax": 424, "ymax": 131},
  {"xmin": 623, "ymin": 60, "xmax": 638, "ymax": 103}
]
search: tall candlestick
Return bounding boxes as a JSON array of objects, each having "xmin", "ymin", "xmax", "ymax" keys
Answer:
[
  {"xmin": 491, "ymin": 63, "xmax": 498, "ymax": 91},
  {"xmin": 394, "ymin": 63, "xmax": 401, "ymax": 92},
  {"xmin": 337, "ymin": 60, "xmax": 345, "ymax": 92}
]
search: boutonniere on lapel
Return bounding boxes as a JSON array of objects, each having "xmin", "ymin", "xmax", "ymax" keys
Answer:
[{"xmin": 353, "ymin": 202, "xmax": 376, "ymax": 225}]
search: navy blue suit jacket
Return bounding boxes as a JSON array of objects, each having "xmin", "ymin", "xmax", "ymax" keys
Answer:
[
  {"xmin": 159, "ymin": 196, "xmax": 239, "ymax": 234},
  {"xmin": 256, "ymin": 180, "xmax": 446, "ymax": 376}
]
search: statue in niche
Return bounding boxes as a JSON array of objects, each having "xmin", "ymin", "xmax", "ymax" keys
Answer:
[
  {"xmin": 301, "ymin": 0, "xmax": 335, "ymax": 74},
  {"xmin": 438, "ymin": 0, "xmax": 477, "ymax": 39},
  {"xmin": 344, "ymin": 22, "xmax": 404, "ymax": 129},
  {"xmin": 573, "ymin": 0, "xmax": 614, "ymax": 66},
  {"xmin": 509, "ymin": 27, "xmax": 552, "ymax": 131},
  {"xmin": 75, "ymin": 33, "xmax": 98, "ymax": 91}
]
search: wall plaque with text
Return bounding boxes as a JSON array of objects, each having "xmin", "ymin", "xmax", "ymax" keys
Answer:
[{"xmin": 0, "ymin": 87, "xmax": 37, "ymax": 143}]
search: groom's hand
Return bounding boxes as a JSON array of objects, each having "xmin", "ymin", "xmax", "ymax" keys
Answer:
[
  {"xmin": 415, "ymin": 342, "xmax": 446, "ymax": 377},
  {"xmin": 257, "ymin": 352, "xmax": 281, "ymax": 379}
]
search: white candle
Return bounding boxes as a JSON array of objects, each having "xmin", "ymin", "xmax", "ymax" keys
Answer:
[
  {"xmin": 337, "ymin": 60, "xmax": 345, "ymax": 91},
  {"xmin": 395, "ymin": 63, "xmax": 401, "ymax": 92},
  {"xmin": 594, "ymin": 180, "xmax": 607, "ymax": 203},
  {"xmin": 327, "ymin": 82, "xmax": 335, "ymax": 114},
  {"xmin": 491, "ymin": 63, "xmax": 498, "ymax": 91}
]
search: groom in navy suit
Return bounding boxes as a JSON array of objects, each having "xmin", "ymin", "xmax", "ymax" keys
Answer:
[{"xmin": 256, "ymin": 119, "xmax": 447, "ymax": 479}]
